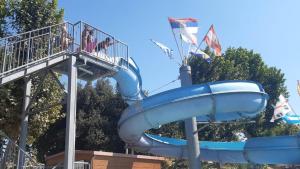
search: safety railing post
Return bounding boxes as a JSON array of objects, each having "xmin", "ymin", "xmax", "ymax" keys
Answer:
[
  {"xmin": 48, "ymin": 27, "xmax": 52, "ymax": 56},
  {"xmin": 113, "ymin": 38, "xmax": 116, "ymax": 65},
  {"xmin": 7, "ymin": 43, "xmax": 11, "ymax": 71},
  {"xmin": 127, "ymin": 46, "xmax": 129, "ymax": 68},
  {"xmin": 96, "ymin": 29, "xmax": 99, "ymax": 58},
  {"xmin": 71, "ymin": 23, "xmax": 75, "ymax": 53},
  {"xmin": 26, "ymin": 32, "xmax": 32, "ymax": 65},
  {"xmin": 2, "ymin": 40, "xmax": 7, "ymax": 73},
  {"xmin": 16, "ymin": 41, "xmax": 21, "ymax": 68},
  {"xmin": 80, "ymin": 21, "xmax": 82, "ymax": 52}
]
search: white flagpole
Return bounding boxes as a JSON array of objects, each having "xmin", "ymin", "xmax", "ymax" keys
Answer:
[
  {"xmin": 178, "ymin": 23, "xmax": 185, "ymax": 61},
  {"xmin": 297, "ymin": 80, "xmax": 300, "ymax": 96},
  {"xmin": 170, "ymin": 25, "xmax": 184, "ymax": 62},
  {"xmin": 194, "ymin": 24, "xmax": 212, "ymax": 54}
]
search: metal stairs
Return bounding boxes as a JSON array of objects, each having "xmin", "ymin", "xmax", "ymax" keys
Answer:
[{"xmin": 0, "ymin": 21, "xmax": 129, "ymax": 86}]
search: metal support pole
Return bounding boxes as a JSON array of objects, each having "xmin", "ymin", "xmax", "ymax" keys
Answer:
[
  {"xmin": 17, "ymin": 77, "xmax": 32, "ymax": 169},
  {"xmin": 125, "ymin": 144, "xmax": 129, "ymax": 154},
  {"xmin": 179, "ymin": 59, "xmax": 201, "ymax": 169},
  {"xmin": 64, "ymin": 55, "xmax": 77, "ymax": 169}
]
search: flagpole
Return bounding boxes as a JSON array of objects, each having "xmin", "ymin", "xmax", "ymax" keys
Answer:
[
  {"xmin": 179, "ymin": 24, "xmax": 185, "ymax": 60},
  {"xmin": 195, "ymin": 39, "xmax": 205, "ymax": 52},
  {"xmin": 194, "ymin": 24, "xmax": 213, "ymax": 53},
  {"xmin": 297, "ymin": 80, "xmax": 300, "ymax": 96},
  {"xmin": 297, "ymin": 81, "xmax": 300, "ymax": 122},
  {"xmin": 170, "ymin": 23, "xmax": 184, "ymax": 62},
  {"xmin": 180, "ymin": 35, "xmax": 184, "ymax": 60}
]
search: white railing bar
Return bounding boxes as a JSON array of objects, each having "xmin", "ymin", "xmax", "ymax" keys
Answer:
[{"xmin": 0, "ymin": 22, "xmax": 73, "ymax": 41}]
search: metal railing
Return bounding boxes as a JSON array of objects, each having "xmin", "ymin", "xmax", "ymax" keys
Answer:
[
  {"xmin": 0, "ymin": 21, "xmax": 129, "ymax": 78},
  {"xmin": 0, "ymin": 131, "xmax": 43, "ymax": 169},
  {"xmin": 0, "ymin": 22, "xmax": 74, "ymax": 77},
  {"xmin": 73, "ymin": 21, "xmax": 128, "ymax": 65},
  {"xmin": 22, "ymin": 161, "xmax": 91, "ymax": 169}
]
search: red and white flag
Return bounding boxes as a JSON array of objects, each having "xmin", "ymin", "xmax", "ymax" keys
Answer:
[{"xmin": 203, "ymin": 25, "xmax": 222, "ymax": 56}]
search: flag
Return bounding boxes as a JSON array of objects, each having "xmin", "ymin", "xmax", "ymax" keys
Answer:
[
  {"xmin": 189, "ymin": 46, "xmax": 211, "ymax": 62},
  {"xmin": 150, "ymin": 39, "xmax": 173, "ymax": 59},
  {"xmin": 203, "ymin": 25, "xmax": 222, "ymax": 56},
  {"xmin": 270, "ymin": 94, "xmax": 293, "ymax": 122},
  {"xmin": 168, "ymin": 17, "xmax": 198, "ymax": 45},
  {"xmin": 190, "ymin": 51, "xmax": 211, "ymax": 63},
  {"xmin": 297, "ymin": 80, "xmax": 300, "ymax": 96},
  {"xmin": 234, "ymin": 132, "xmax": 247, "ymax": 142},
  {"xmin": 168, "ymin": 18, "xmax": 198, "ymax": 33},
  {"xmin": 179, "ymin": 23, "xmax": 198, "ymax": 45}
]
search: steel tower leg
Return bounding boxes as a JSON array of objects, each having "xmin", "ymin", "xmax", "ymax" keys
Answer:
[
  {"xmin": 64, "ymin": 55, "xmax": 77, "ymax": 169},
  {"xmin": 17, "ymin": 77, "xmax": 32, "ymax": 169},
  {"xmin": 180, "ymin": 61, "xmax": 201, "ymax": 169}
]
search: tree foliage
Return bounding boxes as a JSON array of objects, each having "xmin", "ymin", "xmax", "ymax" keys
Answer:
[
  {"xmin": 0, "ymin": 0, "xmax": 10, "ymax": 37},
  {"xmin": 35, "ymin": 80, "xmax": 127, "ymax": 162},
  {"xmin": 10, "ymin": 0, "xmax": 63, "ymax": 32},
  {"xmin": 189, "ymin": 47, "xmax": 299, "ymax": 141},
  {"xmin": 0, "ymin": 0, "xmax": 64, "ymax": 144},
  {"xmin": 189, "ymin": 47, "xmax": 299, "ymax": 168}
]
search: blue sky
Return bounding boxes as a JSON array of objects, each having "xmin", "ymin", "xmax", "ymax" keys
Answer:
[{"xmin": 59, "ymin": 0, "xmax": 300, "ymax": 112}]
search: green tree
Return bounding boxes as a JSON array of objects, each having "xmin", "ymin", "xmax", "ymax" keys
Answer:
[
  {"xmin": 0, "ymin": 0, "xmax": 10, "ymax": 37},
  {"xmin": 189, "ymin": 47, "xmax": 299, "ymax": 140},
  {"xmin": 189, "ymin": 47, "xmax": 299, "ymax": 168},
  {"xmin": 35, "ymin": 79, "xmax": 127, "ymax": 162},
  {"xmin": 11, "ymin": 0, "xmax": 63, "ymax": 32},
  {"xmin": 0, "ymin": 0, "xmax": 64, "ymax": 144}
]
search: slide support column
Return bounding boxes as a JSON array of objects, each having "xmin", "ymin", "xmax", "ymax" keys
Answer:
[
  {"xmin": 64, "ymin": 55, "xmax": 78, "ymax": 169},
  {"xmin": 180, "ymin": 59, "xmax": 201, "ymax": 169},
  {"xmin": 17, "ymin": 77, "xmax": 32, "ymax": 169}
]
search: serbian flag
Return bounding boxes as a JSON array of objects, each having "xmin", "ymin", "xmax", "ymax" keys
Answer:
[
  {"xmin": 168, "ymin": 17, "xmax": 198, "ymax": 45},
  {"xmin": 204, "ymin": 25, "xmax": 222, "ymax": 56}
]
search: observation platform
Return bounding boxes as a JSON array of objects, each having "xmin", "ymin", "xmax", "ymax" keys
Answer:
[{"xmin": 0, "ymin": 21, "xmax": 129, "ymax": 86}]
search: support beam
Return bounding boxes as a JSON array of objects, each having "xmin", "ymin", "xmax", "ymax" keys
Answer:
[
  {"xmin": 179, "ymin": 60, "xmax": 201, "ymax": 169},
  {"xmin": 17, "ymin": 77, "xmax": 32, "ymax": 169},
  {"xmin": 64, "ymin": 55, "xmax": 77, "ymax": 169},
  {"xmin": 50, "ymin": 69, "xmax": 68, "ymax": 94},
  {"xmin": 125, "ymin": 144, "xmax": 129, "ymax": 154}
]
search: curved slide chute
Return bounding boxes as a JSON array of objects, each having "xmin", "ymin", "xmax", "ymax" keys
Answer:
[{"xmin": 112, "ymin": 57, "xmax": 300, "ymax": 164}]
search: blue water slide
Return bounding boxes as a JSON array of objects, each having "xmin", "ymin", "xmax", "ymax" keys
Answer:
[{"xmin": 112, "ymin": 57, "xmax": 300, "ymax": 164}]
